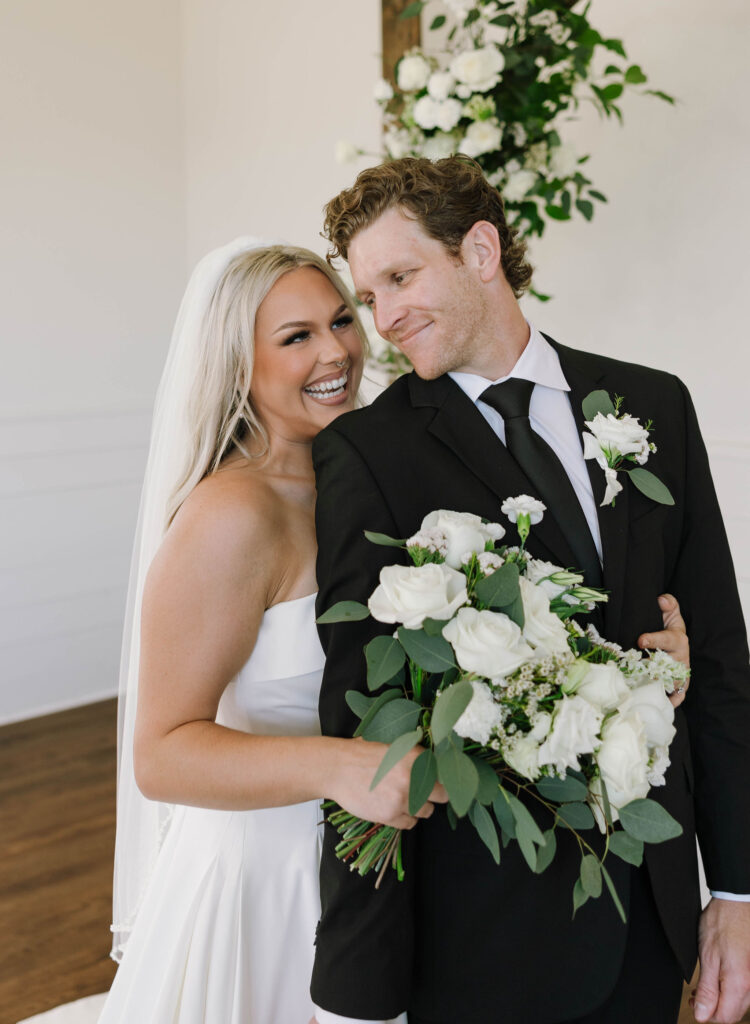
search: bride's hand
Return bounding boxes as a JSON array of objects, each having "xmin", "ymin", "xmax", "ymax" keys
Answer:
[
  {"xmin": 637, "ymin": 592, "xmax": 690, "ymax": 708},
  {"xmin": 331, "ymin": 736, "xmax": 448, "ymax": 830}
]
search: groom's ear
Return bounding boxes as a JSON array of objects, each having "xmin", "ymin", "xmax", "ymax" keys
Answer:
[{"xmin": 463, "ymin": 220, "xmax": 502, "ymax": 283}]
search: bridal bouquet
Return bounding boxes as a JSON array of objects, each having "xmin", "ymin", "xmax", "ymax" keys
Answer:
[{"xmin": 319, "ymin": 497, "xmax": 688, "ymax": 920}]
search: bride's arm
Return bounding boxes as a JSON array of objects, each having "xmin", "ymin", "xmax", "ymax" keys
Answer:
[{"xmin": 132, "ymin": 475, "xmax": 431, "ymax": 825}]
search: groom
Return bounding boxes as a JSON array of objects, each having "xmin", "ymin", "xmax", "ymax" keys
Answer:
[{"xmin": 310, "ymin": 157, "xmax": 750, "ymax": 1024}]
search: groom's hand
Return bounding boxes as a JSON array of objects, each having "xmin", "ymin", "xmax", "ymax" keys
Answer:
[
  {"xmin": 638, "ymin": 592, "xmax": 691, "ymax": 707},
  {"xmin": 332, "ymin": 737, "xmax": 448, "ymax": 830},
  {"xmin": 692, "ymin": 898, "xmax": 750, "ymax": 1022}
]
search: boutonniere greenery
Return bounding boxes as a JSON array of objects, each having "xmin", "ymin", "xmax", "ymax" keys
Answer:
[{"xmin": 582, "ymin": 391, "xmax": 675, "ymax": 508}]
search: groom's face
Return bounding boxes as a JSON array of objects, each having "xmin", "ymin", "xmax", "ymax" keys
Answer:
[{"xmin": 348, "ymin": 206, "xmax": 485, "ymax": 380}]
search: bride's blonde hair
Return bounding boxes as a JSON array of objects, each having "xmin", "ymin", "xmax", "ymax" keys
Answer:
[{"xmin": 166, "ymin": 244, "xmax": 366, "ymax": 525}]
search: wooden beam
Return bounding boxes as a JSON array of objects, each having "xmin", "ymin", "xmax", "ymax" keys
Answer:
[{"xmin": 382, "ymin": 0, "xmax": 421, "ymax": 84}]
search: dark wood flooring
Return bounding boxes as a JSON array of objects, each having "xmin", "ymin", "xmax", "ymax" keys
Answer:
[{"xmin": 0, "ymin": 700, "xmax": 744, "ymax": 1024}]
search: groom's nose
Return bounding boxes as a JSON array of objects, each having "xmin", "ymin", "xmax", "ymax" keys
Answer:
[{"xmin": 373, "ymin": 292, "xmax": 406, "ymax": 339}]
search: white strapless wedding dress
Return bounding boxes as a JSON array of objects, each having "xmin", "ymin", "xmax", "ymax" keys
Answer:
[{"xmin": 19, "ymin": 594, "xmax": 326, "ymax": 1024}]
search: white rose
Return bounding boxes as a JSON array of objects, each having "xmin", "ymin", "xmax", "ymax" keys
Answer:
[
  {"xmin": 427, "ymin": 71, "xmax": 456, "ymax": 101},
  {"xmin": 504, "ymin": 734, "xmax": 541, "ymax": 781},
  {"xmin": 384, "ymin": 128, "xmax": 412, "ymax": 159},
  {"xmin": 549, "ymin": 143, "xmax": 578, "ymax": 179},
  {"xmin": 397, "ymin": 54, "xmax": 431, "ymax": 92},
  {"xmin": 453, "ymin": 680, "xmax": 504, "ymax": 745},
  {"xmin": 573, "ymin": 662, "xmax": 631, "ymax": 713},
  {"xmin": 373, "ymin": 78, "xmax": 394, "ymax": 103},
  {"xmin": 620, "ymin": 680, "xmax": 676, "ymax": 749},
  {"xmin": 450, "ymin": 46, "xmax": 505, "ymax": 93},
  {"xmin": 503, "ymin": 169, "xmax": 537, "ymax": 202},
  {"xmin": 335, "ymin": 140, "xmax": 359, "ymax": 164},
  {"xmin": 459, "ymin": 118, "xmax": 503, "ymax": 157},
  {"xmin": 519, "ymin": 577, "xmax": 570, "ymax": 654},
  {"xmin": 435, "ymin": 98, "xmax": 464, "ymax": 132},
  {"xmin": 421, "ymin": 132, "xmax": 458, "ymax": 161},
  {"xmin": 501, "ymin": 494, "xmax": 546, "ymax": 525},
  {"xmin": 595, "ymin": 711, "xmax": 651, "ymax": 811},
  {"xmin": 538, "ymin": 695, "xmax": 603, "ymax": 774},
  {"xmin": 647, "ymin": 744, "xmax": 671, "ymax": 787},
  {"xmin": 368, "ymin": 562, "xmax": 468, "ymax": 629},
  {"xmin": 442, "ymin": 607, "xmax": 533, "ymax": 678},
  {"xmin": 413, "ymin": 96, "xmax": 442, "ymax": 130},
  {"xmin": 421, "ymin": 510, "xmax": 497, "ymax": 570}
]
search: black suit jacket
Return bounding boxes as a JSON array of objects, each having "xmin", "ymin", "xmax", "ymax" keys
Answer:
[{"xmin": 310, "ymin": 340, "xmax": 750, "ymax": 1023}]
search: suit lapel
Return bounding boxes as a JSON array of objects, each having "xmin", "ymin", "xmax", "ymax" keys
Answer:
[
  {"xmin": 550, "ymin": 340, "xmax": 630, "ymax": 639},
  {"xmin": 409, "ymin": 373, "xmax": 581, "ymax": 570}
]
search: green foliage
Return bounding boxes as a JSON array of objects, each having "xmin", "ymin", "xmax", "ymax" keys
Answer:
[
  {"xmin": 345, "ymin": 690, "xmax": 376, "ymax": 720},
  {"xmin": 364, "ymin": 530, "xmax": 405, "ymax": 547},
  {"xmin": 353, "ymin": 688, "xmax": 400, "ymax": 738},
  {"xmin": 473, "ymin": 756, "xmax": 501, "ymax": 806},
  {"xmin": 430, "ymin": 680, "xmax": 474, "ymax": 745},
  {"xmin": 580, "ymin": 854, "xmax": 602, "ymax": 898},
  {"xmin": 627, "ymin": 468, "xmax": 675, "ymax": 506},
  {"xmin": 535, "ymin": 774, "xmax": 588, "ymax": 803},
  {"xmin": 608, "ymin": 830, "xmax": 644, "ymax": 867},
  {"xmin": 317, "ymin": 600, "xmax": 370, "ymax": 624},
  {"xmin": 492, "ymin": 788, "xmax": 516, "ymax": 839},
  {"xmin": 409, "ymin": 748, "xmax": 438, "ymax": 814},
  {"xmin": 437, "ymin": 741, "xmax": 479, "ymax": 817},
  {"xmin": 582, "ymin": 389, "xmax": 616, "ymax": 421},
  {"xmin": 556, "ymin": 801, "xmax": 596, "ymax": 831},
  {"xmin": 398, "ymin": 627, "xmax": 456, "ymax": 673},
  {"xmin": 365, "ymin": 635, "xmax": 406, "ymax": 690},
  {"xmin": 474, "ymin": 562, "xmax": 521, "ymax": 609},
  {"xmin": 619, "ymin": 798, "xmax": 683, "ymax": 842},
  {"xmin": 398, "ymin": 0, "xmax": 424, "ymax": 19},
  {"xmin": 361, "ymin": 698, "xmax": 422, "ymax": 743},
  {"xmin": 371, "ymin": 728, "xmax": 423, "ymax": 789},
  {"xmin": 470, "ymin": 801, "xmax": 501, "ymax": 863}
]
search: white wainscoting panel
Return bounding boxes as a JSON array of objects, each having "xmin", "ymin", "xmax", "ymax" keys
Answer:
[{"xmin": 0, "ymin": 410, "xmax": 151, "ymax": 723}]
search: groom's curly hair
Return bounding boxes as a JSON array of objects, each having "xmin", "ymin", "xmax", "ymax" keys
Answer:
[{"xmin": 323, "ymin": 156, "xmax": 533, "ymax": 297}]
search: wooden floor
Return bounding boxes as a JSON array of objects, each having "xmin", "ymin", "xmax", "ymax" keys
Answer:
[{"xmin": 0, "ymin": 700, "xmax": 744, "ymax": 1024}]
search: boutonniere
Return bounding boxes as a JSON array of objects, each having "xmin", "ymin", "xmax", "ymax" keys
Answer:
[{"xmin": 581, "ymin": 390, "xmax": 675, "ymax": 508}]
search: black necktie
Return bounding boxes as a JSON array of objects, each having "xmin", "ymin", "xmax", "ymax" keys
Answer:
[{"xmin": 481, "ymin": 378, "xmax": 602, "ymax": 588}]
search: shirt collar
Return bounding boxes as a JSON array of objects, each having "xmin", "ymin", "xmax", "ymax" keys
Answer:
[{"xmin": 448, "ymin": 323, "xmax": 570, "ymax": 404}]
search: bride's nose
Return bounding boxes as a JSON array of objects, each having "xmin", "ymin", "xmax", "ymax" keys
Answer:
[{"xmin": 317, "ymin": 329, "xmax": 350, "ymax": 367}]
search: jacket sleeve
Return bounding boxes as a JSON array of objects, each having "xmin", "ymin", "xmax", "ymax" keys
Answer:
[
  {"xmin": 670, "ymin": 377, "xmax": 750, "ymax": 892},
  {"xmin": 310, "ymin": 424, "xmax": 416, "ymax": 1020}
]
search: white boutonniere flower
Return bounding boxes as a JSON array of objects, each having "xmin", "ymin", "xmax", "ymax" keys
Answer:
[{"xmin": 581, "ymin": 391, "xmax": 675, "ymax": 508}]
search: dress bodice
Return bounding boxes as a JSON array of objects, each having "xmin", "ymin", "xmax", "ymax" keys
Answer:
[{"xmin": 216, "ymin": 593, "xmax": 325, "ymax": 737}]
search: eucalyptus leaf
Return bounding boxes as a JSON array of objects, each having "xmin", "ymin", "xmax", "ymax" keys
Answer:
[
  {"xmin": 572, "ymin": 877, "xmax": 589, "ymax": 917},
  {"xmin": 580, "ymin": 854, "xmax": 603, "ymax": 898},
  {"xmin": 409, "ymin": 748, "xmax": 438, "ymax": 815},
  {"xmin": 364, "ymin": 530, "xmax": 406, "ymax": 547},
  {"xmin": 353, "ymin": 688, "xmax": 400, "ymax": 738},
  {"xmin": 398, "ymin": 627, "xmax": 456, "ymax": 673},
  {"xmin": 317, "ymin": 600, "xmax": 370, "ymax": 624},
  {"xmin": 365, "ymin": 635, "xmax": 406, "ymax": 691},
  {"xmin": 582, "ymin": 389, "xmax": 615, "ymax": 420},
  {"xmin": 422, "ymin": 617, "xmax": 449, "ymax": 637},
  {"xmin": 469, "ymin": 802, "xmax": 500, "ymax": 864},
  {"xmin": 361, "ymin": 698, "xmax": 421, "ymax": 744},
  {"xmin": 535, "ymin": 829, "xmax": 557, "ymax": 873},
  {"xmin": 492, "ymin": 789, "xmax": 516, "ymax": 838},
  {"xmin": 446, "ymin": 804, "xmax": 458, "ymax": 831},
  {"xmin": 535, "ymin": 775, "xmax": 588, "ymax": 803},
  {"xmin": 576, "ymin": 199, "xmax": 594, "ymax": 221},
  {"xmin": 517, "ymin": 829, "xmax": 538, "ymax": 872},
  {"xmin": 371, "ymin": 728, "xmax": 423, "ymax": 790},
  {"xmin": 436, "ymin": 744, "xmax": 479, "ymax": 817},
  {"xmin": 473, "ymin": 757, "xmax": 500, "ymax": 806},
  {"xmin": 503, "ymin": 593, "xmax": 525, "ymax": 629},
  {"xmin": 608, "ymin": 831, "xmax": 644, "ymax": 867},
  {"xmin": 507, "ymin": 794, "xmax": 546, "ymax": 847},
  {"xmin": 618, "ymin": 798, "xmax": 683, "ymax": 842},
  {"xmin": 601, "ymin": 863, "xmax": 627, "ymax": 923},
  {"xmin": 626, "ymin": 467, "xmax": 675, "ymax": 506},
  {"xmin": 556, "ymin": 801, "xmax": 596, "ymax": 831},
  {"xmin": 430, "ymin": 680, "xmax": 474, "ymax": 746},
  {"xmin": 345, "ymin": 690, "xmax": 375, "ymax": 720},
  {"xmin": 474, "ymin": 563, "xmax": 520, "ymax": 609}
]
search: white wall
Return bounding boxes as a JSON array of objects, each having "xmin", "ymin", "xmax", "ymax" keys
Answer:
[{"xmin": 0, "ymin": 0, "xmax": 186, "ymax": 723}]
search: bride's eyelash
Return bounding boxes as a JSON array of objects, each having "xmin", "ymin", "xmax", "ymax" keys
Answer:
[
  {"xmin": 281, "ymin": 314, "xmax": 352, "ymax": 346},
  {"xmin": 332, "ymin": 314, "xmax": 354, "ymax": 330},
  {"xmin": 282, "ymin": 330, "xmax": 310, "ymax": 346}
]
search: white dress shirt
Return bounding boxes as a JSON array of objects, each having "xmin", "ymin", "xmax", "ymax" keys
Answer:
[{"xmin": 314, "ymin": 327, "xmax": 744, "ymax": 1024}]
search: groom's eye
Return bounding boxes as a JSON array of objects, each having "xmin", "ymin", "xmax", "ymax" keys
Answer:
[{"xmin": 393, "ymin": 270, "xmax": 412, "ymax": 285}]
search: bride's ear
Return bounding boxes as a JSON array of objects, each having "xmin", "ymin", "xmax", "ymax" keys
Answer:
[{"xmin": 463, "ymin": 221, "xmax": 501, "ymax": 283}]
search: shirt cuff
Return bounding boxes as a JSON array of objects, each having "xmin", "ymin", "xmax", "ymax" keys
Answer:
[
  {"xmin": 313, "ymin": 1007, "xmax": 404, "ymax": 1024},
  {"xmin": 709, "ymin": 891, "xmax": 750, "ymax": 902}
]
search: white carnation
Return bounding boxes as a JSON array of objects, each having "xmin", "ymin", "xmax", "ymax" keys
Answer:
[
  {"xmin": 427, "ymin": 71, "xmax": 456, "ymax": 101},
  {"xmin": 503, "ymin": 169, "xmax": 537, "ymax": 202},
  {"xmin": 421, "ymin": 132, "xmax": 458, "ymax": 160},
  {"xmin": 368, "ymin": 562, "xmax": 468, "ymax": 629},
  {"xmin": 503, "ymin": 733, "xmax": 541, "ymax": 781},
  {"xmin": 397, "ymin": 54, "xmax": 431, "ymax": 92},
  {"xmin": 453, "ymin": 680, "xmax": 504, "ymax": 745},
  {"xmin": 450, "ymin": 46, "xmax": 505, "ymax": 93},
  {"xmin": 549, "ymin": 142, "xmax": 578, "ymax": 179},
  {"xmin": 501, "ymin": 494, "xmax": 546, "ymax": 524},
  {"xmin": 442, "ymin": 607, "xmax": 534, "ymax": 679},
  {"xmin": 459, "ymin": 118, "xmax": 503, "ymax": 157}
]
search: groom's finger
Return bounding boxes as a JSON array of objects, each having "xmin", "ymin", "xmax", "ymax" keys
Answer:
[{"xmin": 428, "ymin": 781, "xmax": 449, "ymax": 804}]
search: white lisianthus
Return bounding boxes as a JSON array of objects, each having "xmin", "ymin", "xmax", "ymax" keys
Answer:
[
  {"xmin": 620, "ymin": 680, "xmax": 676, "ymax": 749},
  {"xmin": 594, "ymin": 711, "xmax": 651, "ymax": 812},
  {"xmin": 573, "ymin": 661, "xmax": 631, "ymax": 713},
  {"xmin": 583, "ymin": 412, "xmax": 652, "ymax": 463},
  {"xmin": 427, "ymin": 71, "xmax": 456, "ymax": 101},
  {"xmin": 503, "ymin": 733, "xmax": 541, "ymax": 781},
  {"xmin": 503, "ymin": 169, "xmax": 538, "ymax": 202},
  {"xmin": 501, "ymin": 494, "xmax": 546, "ymax": 525},
  {"xmin": 537, "ymin": 695, "xmax": 603, "ymax": 774},
  {"xmin": 450, "ymin": 46, "xmax": 505, "ymax": 93},
  {"xmin": 397, "ymin": 53, "xmax": 431, "ymax": 92},
  {"xmin": 525, "ymin": 558, "xmax": 583, "ymax": 600},
  {"xmin": 519, "ymin": 577, "xmax": 570, "ymax": 654},
  {"xmin": 459, "ymin": 118, "xmax": 503, "ymax": 157},
  {"xmin": 335, "ymin": 140, "xmax": 360, "ymax": 164},
  {"xmin": 368, "ymin": 562, "xmax": 468, "ymax": 629},
  {"xmin": 373, "ymin": 78, "xmax": 394, "ymax": 103},
  {"xmin": 384, "ymin": 128, "xmax": 413, "ymax": 159},
  {"xmin": 549, "ymin": 142, "xmax": 578, "ymax": 179},
  {"xmin": 421, "ymin": 509, "xmax": 499, "ymax": 570},
  {"xmin": 453, "ymin": 680, "xmax": 504, "ymax": 745},
  {"xmin": 442, "ymin": 607, "xmax": 534, "ymax": 678},
  {"xmin": 421, "ymin": 132, "xmax": 459, "ymax": 160}
]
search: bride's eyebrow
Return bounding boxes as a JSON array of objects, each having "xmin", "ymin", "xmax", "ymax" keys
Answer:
[{"xmin": 273, "ymin": 319, "xmax": 311, "ymax": 333}]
